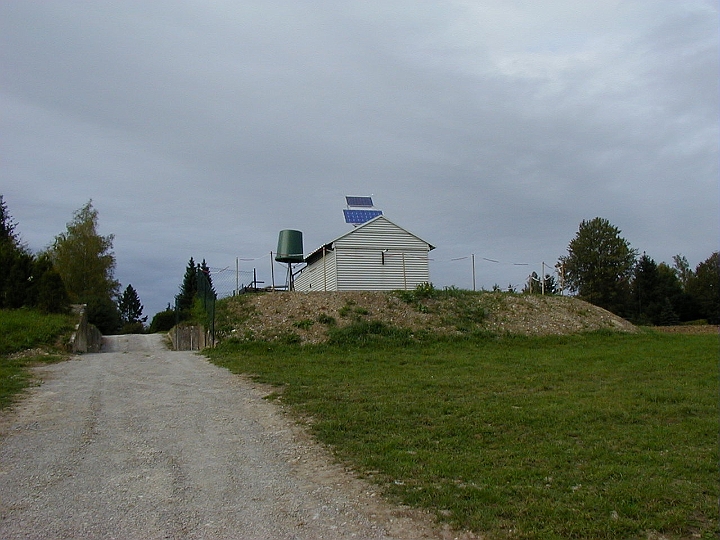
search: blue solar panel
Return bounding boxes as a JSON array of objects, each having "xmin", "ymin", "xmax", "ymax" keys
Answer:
[
  {"xmin": 345, "ymin": 196, "xmax": 374, "ymax": 207},
  {"xmin": 343, "ymin": 209, "xmax": 383, "ymax": 224}
]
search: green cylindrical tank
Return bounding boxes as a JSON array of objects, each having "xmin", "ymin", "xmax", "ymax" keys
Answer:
[{"xmin": 275, "ymin": 230, "xmax": 304, "ymax": 263}]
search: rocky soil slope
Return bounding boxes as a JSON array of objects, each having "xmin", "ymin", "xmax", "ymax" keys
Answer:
[{"xmin": 217, "ymin": 290, "xmax": 636, "ymax": 344}]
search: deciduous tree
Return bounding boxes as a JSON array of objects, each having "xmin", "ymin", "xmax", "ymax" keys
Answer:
[
  {"xmin": 49, "ymin": 201, "xmax": 119, "ymax": 330},
  {"xmin": 50, "ymin": 201, "xmax": 119, "ymax": 303},
  {"xmin": 672, "ymin": 254, "xmax": 693, "ymax": 291},
  {"xmin": 559, "ymin": 217, "xmax": 636, "ymax": 315}
]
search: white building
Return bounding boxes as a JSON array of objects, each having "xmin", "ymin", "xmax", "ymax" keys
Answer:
[{"xmin": 294, "ymin": 215, "xmax": 435, "ymax": 292}]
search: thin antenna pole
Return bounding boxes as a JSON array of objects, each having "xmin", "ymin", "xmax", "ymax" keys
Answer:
[
  {"xmin": 472, "ymin": 254, "xmax": 476, "ymax": 291},
  {"xmin": 270, "ymin": 252, "xmax": 275, "ymax": 290}
]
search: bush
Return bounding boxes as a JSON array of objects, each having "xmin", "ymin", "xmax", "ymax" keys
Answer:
[
  {"xmin": 149, "ymin": 309, "xmax": 177, "ymax": 333},
  {"xmin": 87, "ymin": 295, "xmax": 121, "ymax": 335},
  {"xmin": 395, "ymin": 282, "xmax": 437, "ymax": 304},
  {"xmin": 120, "ymin": 321, "xmax": 145, "ymax": 334},
  {"xmin": 317, "ymin": 313, "xmax": 336, "ymax": 326},
  {"xmin": 292, "ymin": 319, "xmax": 314, "ymax": 330},
  {"xmin": 35, "ymin": 269, "xmax": 70, "ymax": 314}
]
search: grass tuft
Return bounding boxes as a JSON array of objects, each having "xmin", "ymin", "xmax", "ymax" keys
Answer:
[{"xmin": 327, "ymin": 320, "xmax": 414, "ymax": 345}]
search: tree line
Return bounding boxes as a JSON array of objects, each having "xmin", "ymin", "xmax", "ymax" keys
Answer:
[
  {"xmin": 4, "ymin": 196, "xmax": 716, "ymax": 332},
  {"xmin": 0, "ymin": 196, "xmax": 146, "ymax": 334},
  {"xmin": 148, "ymin": 257, "xmax": 216, "ymax": 332},
  {"xmin": 554, "ymin": 217, "xmax": 718, "ymax": 325}
]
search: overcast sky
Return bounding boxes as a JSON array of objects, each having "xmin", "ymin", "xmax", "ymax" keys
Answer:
[{"xmin": 2, "ymin": 1, "xmax": 718, "ymax": 318}]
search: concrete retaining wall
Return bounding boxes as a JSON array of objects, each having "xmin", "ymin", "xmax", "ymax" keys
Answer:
[{"xmin": 69, "ymin": 304, "xmax": 103, "ymax": 353}]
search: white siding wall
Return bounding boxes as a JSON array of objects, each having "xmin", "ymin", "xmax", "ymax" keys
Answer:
[
  {"xmin": 335, "ymin": 247, "xmax": 429, "ymax": 290},
  {"xmin": 294, "ymin": 249, "xmax": 337, "ymax": 291},
  {"xmin": 296, "ymin": 217, "xmax": 431, "ymax": 291}
]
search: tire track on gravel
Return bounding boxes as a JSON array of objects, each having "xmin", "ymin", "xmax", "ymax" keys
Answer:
[{"xmin": 0, "ymin": 334, "xmax": 446, "ymax": 539}]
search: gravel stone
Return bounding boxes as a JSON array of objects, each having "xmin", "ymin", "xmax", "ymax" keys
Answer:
[{"xmin": 0, "ymin": 334, "xmax": 451, "ymax": 539}]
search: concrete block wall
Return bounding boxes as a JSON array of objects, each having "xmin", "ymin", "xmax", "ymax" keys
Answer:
[{"xmin": 69, "ymin": 304, "xmax": 103, "ymax": 353}]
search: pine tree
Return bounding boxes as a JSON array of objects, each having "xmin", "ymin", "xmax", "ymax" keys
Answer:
[
  {"xmin": 687, "ymin": 252, "xmax": 719, "ymax": 324},
  {"xmin": 199, "ymin": 259, "xmax": 214, "ymax": 292},
  {"xmin": 198, "ymin": 259, "xmax": 216, "ymax": 302},
  {"xmin": 631, "ymin": 253, "xmax": 662, "ymax": 324},
  {"xmin": 658, "ymin": 297, "xmax": 680, "ymax": 326},
  {"xmin": 177, "ymin": 257, "xmax": 198, "ymax": 312},
  {"xmin": 0, "ymin": 195, "xmax": 34, "ymax": 308},
  {"xmin": 1, "ymin": 195, "xmax": 17, "ymax": 243},
  {"xmin": 118, "ymin": 284, "xmax": 146, "ymax": 326}
]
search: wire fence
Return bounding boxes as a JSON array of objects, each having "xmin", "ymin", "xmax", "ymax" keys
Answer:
[
  {"xmin": 206, "ymin": 253, "xmax": 301, "ymax": 299},
  {"xmin": 204, "ymin": 251, "xmax": 565, "ymax": 299},
  {"xmin": 429, "ymin": 254, "xmax": 564, "ymax": 293}
]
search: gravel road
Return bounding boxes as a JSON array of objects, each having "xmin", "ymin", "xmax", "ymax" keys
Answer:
[{"xmin": 0, "ymin": 334, "xmax": 444, "ymax": 540}]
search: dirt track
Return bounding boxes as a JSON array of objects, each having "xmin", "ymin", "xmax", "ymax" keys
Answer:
[{"xmin": 0, "ymin": 334, "xmax": 443, "ymax": 539}]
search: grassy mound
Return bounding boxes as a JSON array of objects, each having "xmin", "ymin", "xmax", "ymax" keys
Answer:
[
  {"xmin": 215, "ymin": 289, "xmax": 636, "ymax": 344},
  {"xmin": 0, "ymin": 309, "xmax": 75, "ymax": 409}
]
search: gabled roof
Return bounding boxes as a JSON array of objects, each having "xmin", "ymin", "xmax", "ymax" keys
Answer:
[{"xmin": 304, "ymin": 215, "xmax": 435, "ymax": 264}]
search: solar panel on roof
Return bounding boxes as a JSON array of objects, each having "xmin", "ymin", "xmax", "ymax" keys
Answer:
[
  {"xmin": 343, "ymin": 209, "xmax": 383, "ymax": 224},
  {"xmin": 345, "ymin": 196, "xmax": 374, "ymax": 207}
]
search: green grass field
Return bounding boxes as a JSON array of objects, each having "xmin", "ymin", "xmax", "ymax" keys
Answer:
[
  {"xmin": 0, "ymin": 309, "xmax": 75, "ymax": 409},
  {"xmin": 207, "ymin": 330, "xmax": 719, "ymax": 539}
]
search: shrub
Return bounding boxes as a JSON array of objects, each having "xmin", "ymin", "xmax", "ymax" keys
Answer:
[
  {"xmin": 121, "ymin": 321, "xmax": 145, "ymax": 334},
  {"xmin": 317, "ymin": 313, "xmax": 336, "ymax": 326},
  {"xmin": 292, "ymin": 319, "xmax": 314, "ymax": 330},
  {"xmin": 149, "ymin": 309, "xmax": 176, "ymax": 333}
]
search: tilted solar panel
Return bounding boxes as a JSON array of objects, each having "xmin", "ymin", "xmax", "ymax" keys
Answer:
[
  {"xmin": 343, "ymin": 209, "xmax": 383, "ymax": 224},
  {"xmin": 345, "ymin": 196, "xmax": 374, "ymax": 207}
]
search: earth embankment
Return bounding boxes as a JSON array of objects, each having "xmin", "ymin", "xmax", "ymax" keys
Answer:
[{"xmin": 218, "ymin": 291, "xmax": 636, "ymax": 344}]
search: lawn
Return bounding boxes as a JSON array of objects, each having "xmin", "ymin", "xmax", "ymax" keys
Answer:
[
  {"xmin": 207, "ymin": 330, "xmax": 719, "ymax": 539},
  {"xmin": 0, "ymin": 309, "xmax": 75, "ymax": 408}
]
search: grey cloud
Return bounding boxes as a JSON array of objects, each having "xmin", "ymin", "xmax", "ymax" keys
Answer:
[{"xmin": 1, "ymin": 1, "xmax": 716, "ymax": 315}]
